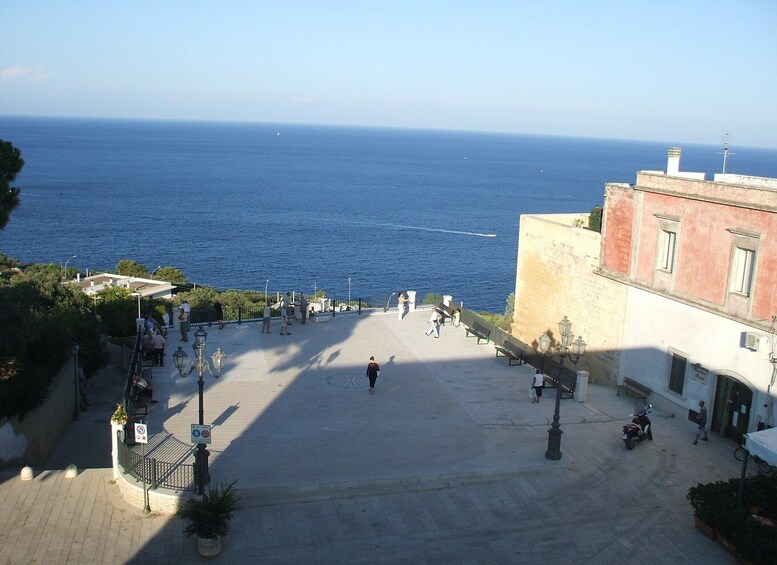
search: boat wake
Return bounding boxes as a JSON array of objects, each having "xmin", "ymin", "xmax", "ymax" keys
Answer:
[{"xmin": 376, "ymin": 223, "xmax": 496, "ymax": 238}]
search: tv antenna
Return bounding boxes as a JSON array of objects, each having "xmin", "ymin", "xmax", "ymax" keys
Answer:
[{"xmin": 718, "ymin": 132, "xmax": 734, "ymax": 174}]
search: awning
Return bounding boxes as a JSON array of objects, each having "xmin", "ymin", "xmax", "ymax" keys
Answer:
[{"xmin": 743, "ymin": 427, "xmax": 777, "ymax": 466}]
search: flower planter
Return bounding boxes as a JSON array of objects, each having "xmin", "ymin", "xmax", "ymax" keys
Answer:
[
  {"xmin": 693, "ymin": 515, "xmax": 716, "ymax": 540},
  {"xmin": 197, "ymin": 535, "xmax": 221, "ymax": 557},
  {"xmin": 716, "ymin": 533, "xmax": 737, "ymax": 555}
]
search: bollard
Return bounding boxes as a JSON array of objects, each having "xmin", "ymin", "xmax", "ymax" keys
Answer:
[
  {"xmin": 65, "ymin": 464, "xmax": 78, "ymax": 478},
  {"xmin": 20, "ymin": 466, "xmax": 34, "ymax": 481},
  {"xmin": 576, "ymin": 371, "xmax": 589, "ymax": 402}
]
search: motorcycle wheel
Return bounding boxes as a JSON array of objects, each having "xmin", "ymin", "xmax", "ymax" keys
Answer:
[
  {"xmin": 648, "ymin": 430, "xmax": 653, "ymax": 441},
  {"xmin": 625, "ymin": 438, "xmax": 636, "ymax": 450}
]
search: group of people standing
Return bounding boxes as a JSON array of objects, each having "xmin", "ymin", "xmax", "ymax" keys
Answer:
[
  {"xmin": 142, "ymin": 328, "xmax": 167, "ymax": 367},
  {"xmin": 262, "ymin": 293, "xmax": 309, "ymax": 335}
]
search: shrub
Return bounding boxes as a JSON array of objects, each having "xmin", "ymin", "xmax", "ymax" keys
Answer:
[
  {"xmin": 587, "ymin": 205, "xmax": 602, "ymax": 232},
  {"xmin": 688, "ymin": 474, "xmax": 777, "ymax": 564}
]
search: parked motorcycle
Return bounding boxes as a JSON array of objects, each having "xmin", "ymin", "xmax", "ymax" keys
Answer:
[{"xmin": 622, "ymin": 404, "xmax": 653, "ymax": 450}]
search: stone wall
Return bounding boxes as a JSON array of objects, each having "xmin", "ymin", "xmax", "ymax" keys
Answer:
[
  {"xmin": 104, "ymin": 340, "xmax": 133, "ymax": 371},
  {"xmin": 511, "ymin": 214, "xmax": 627, "ymax": 386},
  {"xmin": 0, "ymin": 356, "xmax": 78, "ymax": 467}
]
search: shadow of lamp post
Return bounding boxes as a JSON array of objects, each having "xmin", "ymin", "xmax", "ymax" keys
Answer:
[
  {"xmin": 538, "ymin": 316, "xmax": 586, "ymax": 461},
  {"xmin": 172, "ymin": 327, "xmax": 228, "ymax": 498}
]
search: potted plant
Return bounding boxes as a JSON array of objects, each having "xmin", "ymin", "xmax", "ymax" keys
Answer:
[
  {"xmin": 111, "ymin": 404, "xmax": 128, "ymax": 426},
  {"xmin": 176, "ymin": 481, "xmax": 240, "ymax": 557}
]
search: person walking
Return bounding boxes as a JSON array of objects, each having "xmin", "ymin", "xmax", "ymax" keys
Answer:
[
  {"xmin": 366, "ymin": 356, "xmax": 380, "ymax": 395},
  {"xmin": 262, "ymin": 302, "xmax": 272, "ymax": 334},
  {"xmin": 214, "ymin": 300, "xmax": 224, "ymax": 329},
  {"xmin": 397, "ymin": 292, "xmax": 407, "ymax": 320},
  {"xmin": 693, "ymin": 399, "xmax": 709, "ymax": 444},
  {"xmin": 280, "ymin": 305, "xmax": 290, "ymax": 335},
  {"xmin": 151, "ymin": 329, "xmax": 166, "ymax": 367},
  {"xmin": 531, "ymin": 369, "xmax": 544, "ymax": 403},
  {"xmin": 179, "ymin": 307, "xmax": 189, "ymax": 342},
  {"xmin": 425, "ymin": 309, "xmax": 441, "ymax": 338},
  {"xmin": 300, "ymin": 294, "xmax": 308, "ymax": 324}
]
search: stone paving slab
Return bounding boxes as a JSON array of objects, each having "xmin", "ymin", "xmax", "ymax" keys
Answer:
[{"xmin": 0, "ymin": 309, "xmax": 741, "ymax": 563}]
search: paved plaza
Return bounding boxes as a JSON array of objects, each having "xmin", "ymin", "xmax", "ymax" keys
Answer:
[{"xmin": 0, "ymin": 309, "xmax": 741, "ymax": 563}]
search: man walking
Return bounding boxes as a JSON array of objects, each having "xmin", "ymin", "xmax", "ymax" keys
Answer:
[
  {"xmin": 152, "ymin": 329, "xmax": 166, "ymax": 367},
  {"xmin": 262, "ymin": 302, "xmax": 272, "ymax": 334},
  {"xmin": 179, "ymin": 307, "xmax": 189, "ymax": 342},
  {"xmin": 694, "ymin": 400, "xmax": 709, "ymax": 444},
  {"xmin": 280, "ymin": 305, "xmax": 290, "ymax": 335},
  {"xmin": 531, "ymin": 369, "xmax": 544, "ymax": 403}
]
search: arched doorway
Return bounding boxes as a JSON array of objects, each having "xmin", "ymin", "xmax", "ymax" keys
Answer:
[{"xmin": 711, "ymin": 374, "xmax": 753, "ymax": 444}]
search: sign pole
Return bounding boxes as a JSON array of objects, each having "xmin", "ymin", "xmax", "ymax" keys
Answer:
[
  {"xmin": 134, "ymin": 421, "xmax": 151, "ymax": 514},
  {"xmin": 142, "ymin": 441, "xmax": 150, "ymax": 514}
]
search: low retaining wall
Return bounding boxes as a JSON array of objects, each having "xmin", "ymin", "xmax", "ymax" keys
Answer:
[
  {"xmin": 0, "ymin": 356, "xmax": 79, "ymax": 467},
  {"xmin": 116, "ymin": 470, "xmax": 193, "ymax": 514}
]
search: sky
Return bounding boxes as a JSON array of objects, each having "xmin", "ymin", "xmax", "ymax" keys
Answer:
[{"xmin": 1, "ymin": 1, "xmax": 776, "ymax": 148}]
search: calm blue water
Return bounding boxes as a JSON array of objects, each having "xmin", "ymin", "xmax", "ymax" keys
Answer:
[{"xmin": 2, "ymin": 116, "xmax": 776, "ymax": 311}]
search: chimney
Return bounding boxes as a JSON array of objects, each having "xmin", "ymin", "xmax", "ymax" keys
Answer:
[{"xmin": 667, "ymin": 147, "xmax": 681, "ymax": 176}]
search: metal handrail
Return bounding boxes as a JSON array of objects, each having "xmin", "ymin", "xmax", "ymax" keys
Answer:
[{"xmin": 116, "ymin": 431, "xmax": 197, "ymax": 492}]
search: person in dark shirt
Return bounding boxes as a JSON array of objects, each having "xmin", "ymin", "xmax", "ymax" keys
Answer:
[{"xmin": 366, "ymin": 356, "xmax": 380, "ymax": 395}]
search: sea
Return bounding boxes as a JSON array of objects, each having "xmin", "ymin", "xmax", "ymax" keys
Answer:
[{"xmin": 1, "ymin": 116, "xmax": 776, "ymax": 312}]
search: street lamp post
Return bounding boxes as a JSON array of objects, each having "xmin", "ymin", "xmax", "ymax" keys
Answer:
[
  {"xmin": 538, "ymin": 316, "xmax": 586, "ymax": 461},
  {"xmin": 348, "ymin": 277, "xmax": 351, "ymax": 307},
  {"xmin": 172, "ymin": 327, "xmax": 228, "ymax": 498},
  {"xmin": 62, "ymin": 254, "xmax": 77, "ymax": 282},
  {"xmin": 72, "ymin": 343, "xmax": 80, "ymax": 419}
]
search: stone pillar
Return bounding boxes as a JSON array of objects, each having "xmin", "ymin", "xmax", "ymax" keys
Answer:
[
  {"xmin": 443, "ymin": 295, "xmax": 452, "ymax": 307},
  {"xmin": 111, "ymin": 422, "xmax": 123, "ymax": 480},
  {"xmin": 407, "ymin": 290, "xmax": 416, "ymax": 312},
  {"xmin": 575, "ymin": 371, "xmax": 589, "ymax": 402}
]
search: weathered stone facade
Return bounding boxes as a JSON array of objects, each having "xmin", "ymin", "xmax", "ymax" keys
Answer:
[{"xmin": 511, "ymin": 213, "xmax": 626, "ymax": 386}]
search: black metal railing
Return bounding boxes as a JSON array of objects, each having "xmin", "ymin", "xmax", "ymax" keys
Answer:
[
  {"xmin": 116, "ymin": 431, "xmax": 197, "ymax": 492},
  {"xmin": 186, "ymin": 297, "xmax": 387, "ymax": 326},
  {"xmin": 123, "ymin": 329, "xmax": 143, "ymax": 414},
  {"xmin": 439, "ymin": 301, "xmax": 579, "ymax": 389}
]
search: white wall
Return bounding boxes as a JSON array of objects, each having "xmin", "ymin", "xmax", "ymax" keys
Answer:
[{"xmin": 620, "ymin": 285, "xmax": 774, "ymax": 429}]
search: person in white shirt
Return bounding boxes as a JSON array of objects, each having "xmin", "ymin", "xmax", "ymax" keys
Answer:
[{"xmin": 531, "ymin": 369, "xmax": 544, "ymax": 403}]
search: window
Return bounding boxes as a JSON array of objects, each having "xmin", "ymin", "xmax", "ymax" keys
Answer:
[
  {"xmin": 657, "ymin": 229, "xmax": 676, "ymax": 272},
  {"xmin": 731, "ymin": 247, "xmax": 755, "ymax": 296},
  {"xmin": 668, "ymin": 353, "xmax": 687, "ymax": 396}
]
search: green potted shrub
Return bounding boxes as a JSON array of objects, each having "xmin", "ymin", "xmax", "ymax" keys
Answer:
[{"xmin": 176, "ymin": 481, "xmax": 240, "ymax": 557}]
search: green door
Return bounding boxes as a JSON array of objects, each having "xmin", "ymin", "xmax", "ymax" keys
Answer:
[{"xmin": 711, "ymin": 375, "xmax": 753, "ymax": 444}]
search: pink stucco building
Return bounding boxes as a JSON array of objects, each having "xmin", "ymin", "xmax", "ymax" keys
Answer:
[{"xmin": 599, "ymin": 148, "xmax": 777, "ymax": 441}]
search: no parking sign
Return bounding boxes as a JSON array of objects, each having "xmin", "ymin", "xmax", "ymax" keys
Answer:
[
  {"xmin": 191, "ymin": 424, "xmax": 212, "ymax": 445},
  {"xmin": 134, "ymin": 423, "xmax": 148, "ymax": 444}
]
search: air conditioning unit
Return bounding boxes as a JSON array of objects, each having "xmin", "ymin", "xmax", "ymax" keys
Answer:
[{"xmin": 744, "ymin": 332, "xmax": 761, "ymax": 351}]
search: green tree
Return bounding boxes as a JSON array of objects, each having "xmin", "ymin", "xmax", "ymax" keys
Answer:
[
  {"xmin": 0, "ymin": 261, "xmax": 104, "ymax": 419},
  {"xmin": 0, "ymin": 140, "xmax": 24, "ymax": 229},
  {"xmin": 153, "ymin": 266, "xmax": 187, "ymax": 285},
  {"xmin": 176, "ymin": 286, "xmax": 218, "ymax": 309},
  {"xmin": 96, "ymin": 285, "xmax": 137, "ymax": 337},
  {"xmin": 587, "ymin": 205, "xmax": 602, "ymax": 233},
  {"xmin": 116, "ymin": 259, "xmax": 149, "ymax": 277}
]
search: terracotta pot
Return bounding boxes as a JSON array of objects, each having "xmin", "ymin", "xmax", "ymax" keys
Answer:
[
  {"xmin": 197, "ymin": 535, "xmax": 221, "ymax": 557},
  {"xmin": 693, "ymin": 515, "xmax": 716, "ymax": 540}
]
